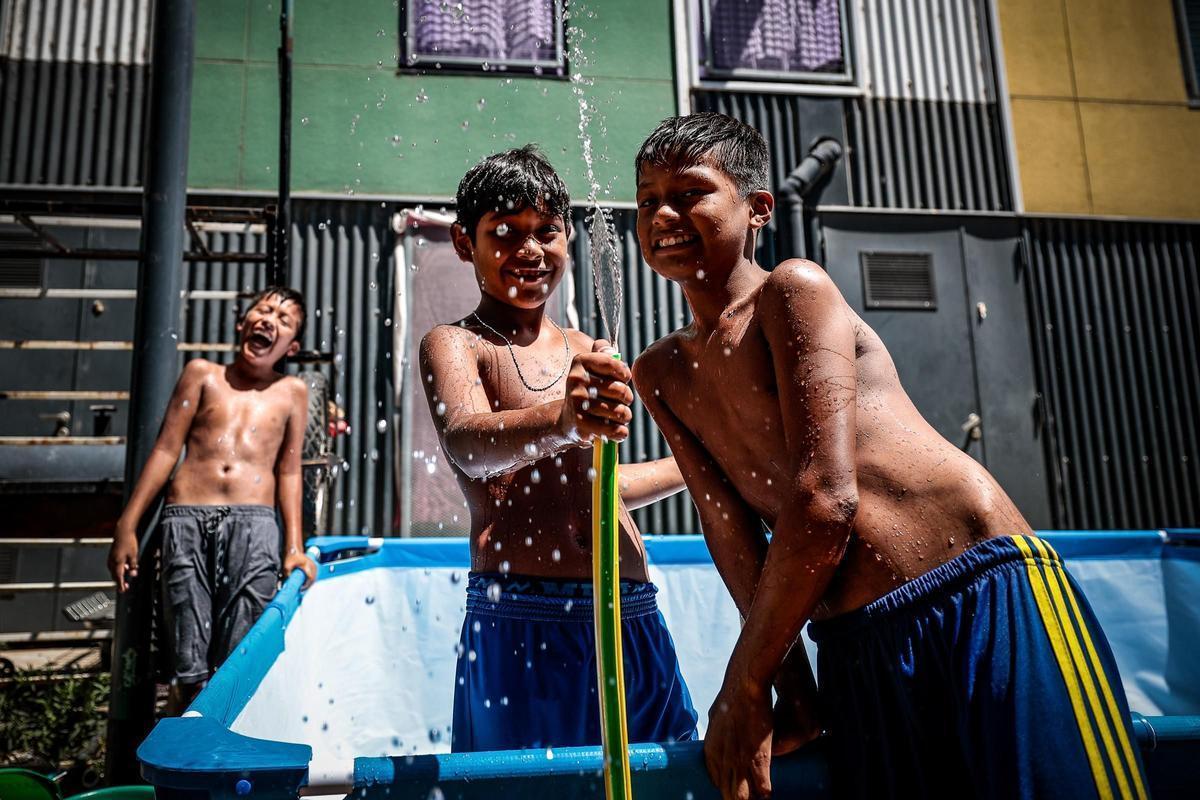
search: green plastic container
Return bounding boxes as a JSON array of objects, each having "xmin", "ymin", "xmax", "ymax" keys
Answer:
[
  {"xmin": 0, "ymin": 768, "xmax": 62, "ymax": 800},
  {"xmin": 64, "ymin": 787, "xmax": 155, "ymax": 800}
]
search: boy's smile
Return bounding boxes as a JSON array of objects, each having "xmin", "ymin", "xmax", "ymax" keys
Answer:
[{"xmin": 453, "ymin": 205, "xmax": 568, "ymax": 308}]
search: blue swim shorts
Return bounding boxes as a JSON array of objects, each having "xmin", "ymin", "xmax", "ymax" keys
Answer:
[
  {"xmin": 451, "ymin": 572, "xmax": 699, "ymax": 752},
  {"xmin": 809, "ymin": 534, "xmax": 1149, "ymax": 800}
]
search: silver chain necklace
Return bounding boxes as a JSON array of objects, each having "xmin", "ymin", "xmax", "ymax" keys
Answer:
[{"xmin": 471, "ymin": 312, "xmax": 571, "ymax": 393}]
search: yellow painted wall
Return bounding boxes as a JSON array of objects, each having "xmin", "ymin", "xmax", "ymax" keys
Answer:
[{"xmin": 997, "ymin": 0, "xmax": 1200, "ymax": 218}]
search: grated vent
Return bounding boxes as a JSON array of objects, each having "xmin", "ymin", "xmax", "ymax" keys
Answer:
[
  {"xmin": 0, "ymin": 227, "xmax": 44, "ymax": 288},
  {"xmin": 860, "ymin": 251, "xmax": 936, "ymax": 309}
]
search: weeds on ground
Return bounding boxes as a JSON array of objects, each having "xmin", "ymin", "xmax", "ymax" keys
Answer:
[{"xmin": 0, "ymin": 668, "xmax": 109, "ymax": 784}]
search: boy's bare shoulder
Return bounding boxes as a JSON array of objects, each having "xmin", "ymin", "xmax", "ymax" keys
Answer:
[
  {"xmin": 419, "ymin": 322, "xmax": 477, "ymax": 365},
  {"xmin": 760, "ymin": 258, "xmax": 841, "ymax": 312},
  {"xmin": 631, "ymin": 330, "xmax": 685, "ymax": 391},
  {"xmin": 564, "ymin": 326, "xmax": 593, "ymax": 351},
  {"xmin": 279, "ymin": 374, "xmax": 308, "ymax": 399},
  {"xmin": 180, "ymin": 357, "xmax": 219, "ymax": 386}
]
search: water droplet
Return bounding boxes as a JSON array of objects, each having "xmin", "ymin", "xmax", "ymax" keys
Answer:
[
  {"xmin": 487, "ymin": 582, "xmax": 502, "ymax": 603},
  {"xmin": 551, "ymin": 548, "xmax": 561, "ymax": 562},
  {"xmin": 545, "ymin": 748, "xmax": 555, "ymax": 760},
  {"xmin": 365, "ymin": 595, "xmax": 375, "ymax": 605},
  {"xmin": 587, "ymin": 467, "xmax": 597, "ymax": 481},
  {"xmin": 300, "ymin": 116, "xmax": 310, "ymax": 125},
  {"xmin": 499, "ymin": 560, "xmax": 510, "ymax": 574},
  {"xmin": 436, "ymin": 401, "xmax": 447, "ymax": 416},
  {"xmin": 496, "ymin": 222, "xmax": 510, "ymax": 236},
  {"xmin": 524, "ymin": 442, "xmax": 539, "ymax": 457},
  {"xmin": 377, "ymin": 418, "xmax": 389, "ymax": 434},
  {"xmin": 559, "ymin": 473, "xmax": 568, "ymax": 484},
  {"xmin": 416, "ymin": 89, "xmax": 429, "ymax": 103},
  {"xmin": 507, "ymin": 286, "xmax": 518, "ymax": 298},
  {"xmin": 530, "ymin": 468, "xmax": 541, "ymax": 483},
  {"xmin": 461, "ymin": 120, "xmax": 470, "ymax": 130}
]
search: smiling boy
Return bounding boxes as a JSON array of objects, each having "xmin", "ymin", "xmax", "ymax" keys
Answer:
[
  {"xmin": 419, "ymin": 145, "xmax": 697, "ymax": 752},
  {"xmin": 632, "ymin": 113, "xmax": 1147, "ymax": 800},
  {"xmin": 108, "ymin": 286, "xmax": 317, "ymax": 714}
]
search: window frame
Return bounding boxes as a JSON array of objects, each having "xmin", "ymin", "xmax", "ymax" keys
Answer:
[
  {"xmin": 1173, "ymin": 0, "xmax": 1200, "ymax": 108},
  {"xmin": 399, "ymin": 0, "xmax": 568, "ymax": 78},
  {"xmin": 689, "ymin": 0, "xmax": 857, "ymax": 90}
]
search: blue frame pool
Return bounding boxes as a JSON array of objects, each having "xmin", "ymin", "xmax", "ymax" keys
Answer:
[{"xmin": 138, "ymin": 531, "xmax": 1200, "ymax": 799}]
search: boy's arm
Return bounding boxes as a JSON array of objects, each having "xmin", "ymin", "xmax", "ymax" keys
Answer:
[
  {"xmin": 108, "ymin": 359, "xmax": 206, "ymax": 592},
  {"xmin": 617, "ymin": 456, "xmax": 686, "ymax": 510},
  {"xmin": 277, "ymin": 378, "xmax": 316, "ymax": 589},
  {"xmin": 705, "ymin": 261, "xmax": 859, "ymax": 800},
  {"xmin": 633, "ymin": 356, "xmax": 766, "ymax": 618},
  {"xmin": 419, "ymin": 325, "xmax": 632, "ymax": 480}
]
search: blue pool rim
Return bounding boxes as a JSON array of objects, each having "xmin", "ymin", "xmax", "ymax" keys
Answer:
[{"xmin": 136, "ymin": 531, "xmax": 1200, "ymax": 798}]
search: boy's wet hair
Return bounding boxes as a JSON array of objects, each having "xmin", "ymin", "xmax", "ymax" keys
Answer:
[
  {"xmin": 455, "ymin": 145, "xmax": 572, "ymax": 239},
  {"xmin": 244, "ymin": 285, "xmax": 307, "ymax": 343},
  {"xmin": 635, "ymin": 112, "xmax": 770, "ymax": 197}
]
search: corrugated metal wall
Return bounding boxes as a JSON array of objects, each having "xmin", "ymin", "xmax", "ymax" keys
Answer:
[
  {"xmin": 0, "ymin": 0, "xmax": 150, "ymax": 186},
  {"xmin": 572, "ymin": 209, "xmax": 700, "ymax": 534},
  {"xmin": 1025, "ymin": 218, "xmax": 1200, "ymax": 529},
  {"xmin": 848, "ymin": 0, "xmax": 1010, "ymax": 210},
  {"xmin": 695, "ymin": 0, "xmax": 1012, "ymax": 213},
  {"xmin": 186, "ymin": 200, "xmax": 397, "ymax": 535},
  {"xmin": 845, "ymin": 97, "xmax": 1009, "ymax": 210}
]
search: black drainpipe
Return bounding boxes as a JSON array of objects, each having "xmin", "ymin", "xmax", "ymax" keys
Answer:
[
  {"xmin": 272, "ymin": 0, "xmax": 294, "ymax": 288},
  {"xmin": 107, "ymin": 0, "xmax": 196, "ymax": 782},
  {"xmin": 777, "ymin": 138, "xmax": 843, "ymax": 260}
]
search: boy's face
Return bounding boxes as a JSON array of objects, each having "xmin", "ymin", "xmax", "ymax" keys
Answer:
[
  {"xmin": 635, "ymin": 160, "xmax": 772, "ymax": 282},
  {"xmin": 236, "ymin": 293, "xmax": 303, "ymax": 367},
  {"xmin": 452, "ymin": 205, "xmax": 569, "ymax": 310}
]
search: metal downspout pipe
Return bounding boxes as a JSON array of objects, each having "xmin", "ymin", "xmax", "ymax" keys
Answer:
[
  {"xmin": 107, "ymin": 0, "xmax": 196, "ymax": 782},
  {"xmin": 273, "ymin": 0, "xmax": 294, "ymax": 288},
  {"xmin": 777, "ymin": 138, "xmax": 843, "ymax": 260}
]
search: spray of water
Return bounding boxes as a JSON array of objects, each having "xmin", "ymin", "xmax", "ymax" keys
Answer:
[{"xmin": 567, "ymin": 4, "xmax": 623, "ymax": 350}]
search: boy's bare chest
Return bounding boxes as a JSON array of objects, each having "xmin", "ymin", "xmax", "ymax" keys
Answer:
[
  {"xmin": 664, "ymin": 328, "xmax": 790, "ymax": 512},
  {"xmin": 475, "ymin": 338, "xmax": 578, "ymax": 408},
  {"xmin": 193, "ymin": 382, "xmax": 290, "ymax": 448}
]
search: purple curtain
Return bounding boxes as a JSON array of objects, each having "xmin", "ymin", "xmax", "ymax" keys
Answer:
[
  {"xmin": 708, "ymin": 0, "xmax": 843, "ymax": 73},
  {"xmin": 413, "ymin": 0, "xmax": 557, "ymax": 63}
]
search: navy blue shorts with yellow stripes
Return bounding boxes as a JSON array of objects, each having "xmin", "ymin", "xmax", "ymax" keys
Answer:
[{"xmin": 809, "ymin": 535, "xmax": 1149, "ymax": 800}]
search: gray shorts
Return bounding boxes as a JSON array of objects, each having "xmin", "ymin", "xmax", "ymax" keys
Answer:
[{"xmin": 159, "ymin": 504, "xmax": 281, "ymax": 685}]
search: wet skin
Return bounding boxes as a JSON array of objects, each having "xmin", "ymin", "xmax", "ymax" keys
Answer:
[
  {"xmin": 633, "ymin": 160, "xmax": 1032, "ymax": 800},
  {"xmin": 420, "ymin": 205, "xmax": 684, "ymax": 581},
  {"xmin": 108, "ymin": 295, "xmax": 317, "ymax": 595}
]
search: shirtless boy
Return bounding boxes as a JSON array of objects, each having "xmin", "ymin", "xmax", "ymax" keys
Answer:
[
  {"xmin": 632, "ymin": 113, "xmax": 1148, "ymax": 800},
  {"xmin": 108, "ymin": 287, "xmax": 317, "ymax": 713},
  {"xmin": 420, "ymin": 145, "xmax": 697, "ymax": 752}
]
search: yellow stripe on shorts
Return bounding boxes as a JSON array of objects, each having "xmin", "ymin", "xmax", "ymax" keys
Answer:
[
  {"xmin": 1011, "ymin": 535, "xmax": 1113, "ymax": 800},
  {"xmin": 1040, "ymin": 540, "xmax": 1148, "ymax": 800},
  {"xmin": 1027, "ymin": 537, "xmax": 1134, "ymax": 799}
]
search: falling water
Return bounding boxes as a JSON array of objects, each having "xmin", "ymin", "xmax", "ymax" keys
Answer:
[{"xmin": 568, "ymin": 6, "xmax": 623, "ymax": 349}]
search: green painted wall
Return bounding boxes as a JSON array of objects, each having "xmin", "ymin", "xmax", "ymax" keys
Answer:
[{"xmin": 190, "ymin": 0, "xmax": 677, "ymax": 203}]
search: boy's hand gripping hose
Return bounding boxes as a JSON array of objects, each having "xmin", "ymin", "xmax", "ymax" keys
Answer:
[{"xmin": 592, "ymin": 357, "xmax": 633, "ymax": 800}]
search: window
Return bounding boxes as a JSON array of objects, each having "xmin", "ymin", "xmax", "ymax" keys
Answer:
[
  {"xmin": 697, "ymin": 0, "xmax": 851, "ymax": 84},
  {"xmin": 403, "ymin": 0, "xmax": 566, "ymax": 76},
  {"xmin": 1175, "ymin": 0, "xmax": 1200, "ymax": 105}
]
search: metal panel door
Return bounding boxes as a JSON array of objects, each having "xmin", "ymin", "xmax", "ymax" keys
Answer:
[{"xmin": 821, "ymin": 215, "xmax": 984, "ymax": 462}]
